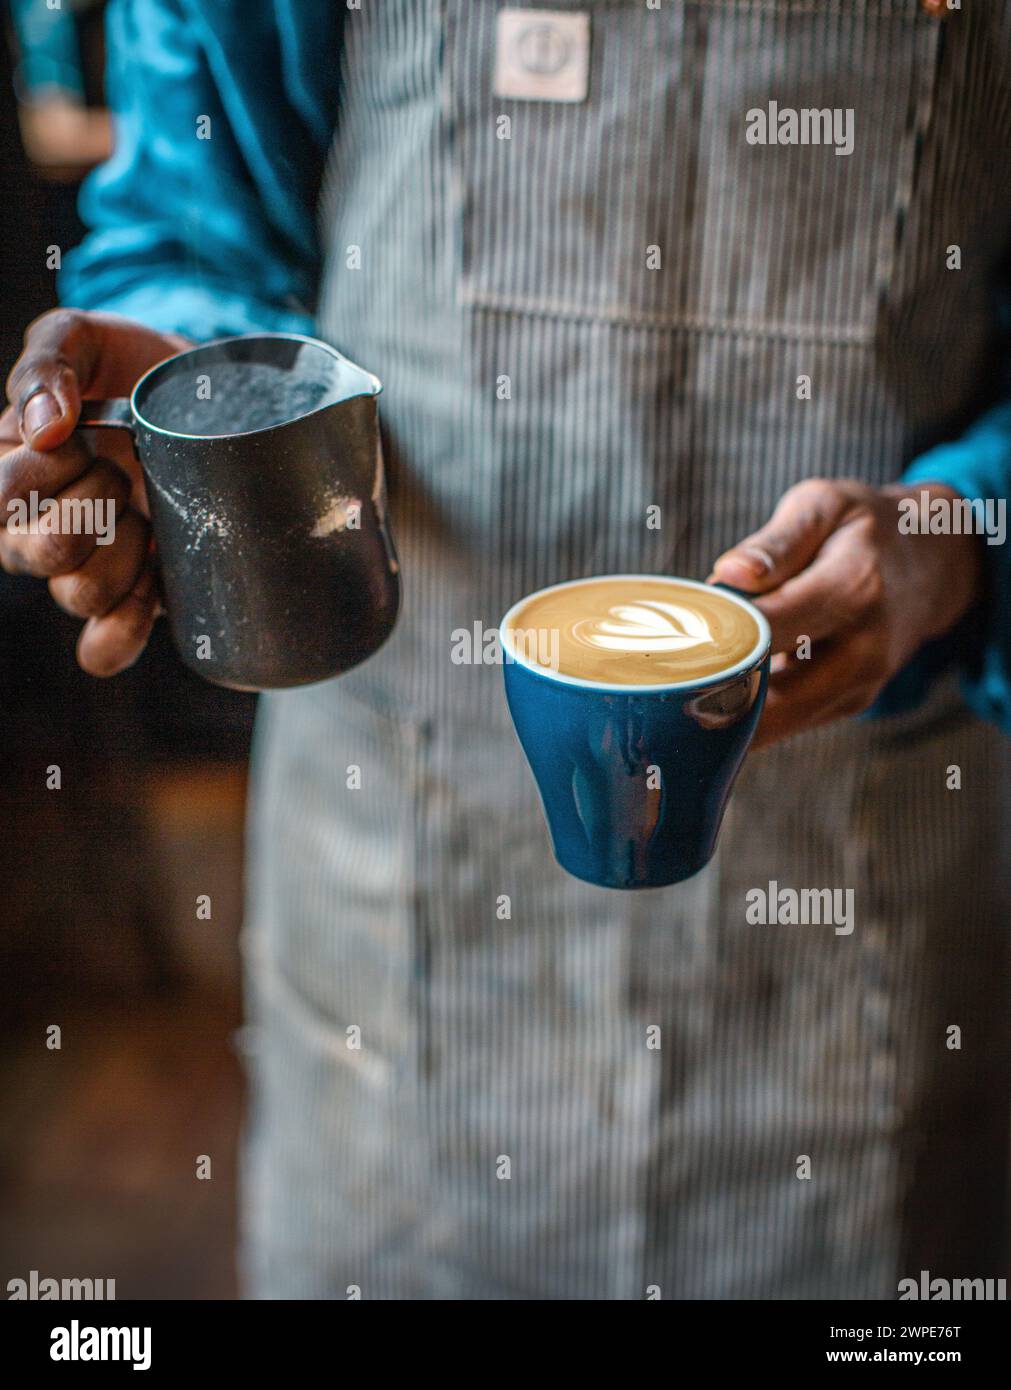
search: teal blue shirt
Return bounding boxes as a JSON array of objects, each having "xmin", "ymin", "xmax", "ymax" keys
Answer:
[{"xmin": 59, "ymin": 0, "xmax": 1011, "ymax": 733}]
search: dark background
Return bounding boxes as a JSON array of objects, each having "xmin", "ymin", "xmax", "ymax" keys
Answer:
[{"xmin": 1, "ymin": 1, "xmax": 251, "ymax": 1299}]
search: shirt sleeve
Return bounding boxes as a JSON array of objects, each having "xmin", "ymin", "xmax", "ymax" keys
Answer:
[
  {"xmin": 868, "ymin": 398, "xmax": 1011, "ymax": 735},
  {"xmin": 58, "ymin": 0, "xmax": 321, "ymax": 341},
  {"xmin": 10, "ymin": 0, "xmax": 87, "ymax": 101}
]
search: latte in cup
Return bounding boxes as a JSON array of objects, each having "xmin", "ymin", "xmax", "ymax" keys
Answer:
[{"xmin": 504, "ymin": 576, "xmax": 761, "ymax": 685}]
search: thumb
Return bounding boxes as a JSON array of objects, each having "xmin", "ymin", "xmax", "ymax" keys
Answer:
[
  {"xmin": 708, "ymin": 479, "xmax": 852, "ymax": 593},
  {"xmin": 7, "ymin": 309, "xmax": 100, "ymax": 450},
  {"xmin": 7, "ymin": 309, "xmax": 186, "ymax": 452}
]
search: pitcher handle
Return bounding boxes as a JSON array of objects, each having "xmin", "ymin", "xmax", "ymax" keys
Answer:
[{"xmin": 78, "ymin": 399, "xmax": 135, "ymax": 433}]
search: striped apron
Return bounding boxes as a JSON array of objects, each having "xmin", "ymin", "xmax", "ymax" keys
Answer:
[{"xmin": 241, "ymin": 0, "xmax": 1011, "ymax": 1298}]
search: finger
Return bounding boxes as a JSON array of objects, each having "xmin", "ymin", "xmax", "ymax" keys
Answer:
[
  {"xmin": 1, "ymin": 413, "xmax": 147, "ymax": 526},
  {"xmin": 0, "ymin": 434, "xmax": 95, "ymax": 520},
  {"xmin": 0, "ymin": 404, "xmax": 22, "ymax": 447},
  {"xmin": 7, "ymin": 308, "xmax": 187, "ymax": 450},
  {"xmin": 1, "ymin": 459, "xmax": 131, "ymax": 577},
  {"xmin": 754, "ymin": 519, "xmax": 884, "ymax": 654},
  {"xmin": 48, "ymin": 507, "xmax": 149, "ymax": 618},
  {"xmin": 708, "ymin": 479, "xmax": 856, "ymax": 594},
  {"xmin": 77, "ymin": 427, "xmax": 147, "ymax": 516},
  {"xmin": 76, "ymin": 563, "xmax": 159, "ymax": 677},
  {"xmin": 752, "ymin": 633, "xmax": 888, "ymax": 750},
  {"xmin": 7, "ymin": 309, "xmax": 97, "ymax": 448}
]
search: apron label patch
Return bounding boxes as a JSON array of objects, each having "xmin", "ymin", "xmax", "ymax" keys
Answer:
[{"xmin": 493, "ymin": 9, "xmax": 590, "ymax": 103}]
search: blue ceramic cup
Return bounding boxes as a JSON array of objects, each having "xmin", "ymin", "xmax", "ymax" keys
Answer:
[{"xmin": 500, "ymin": 576, "xmax": 771, "ymax": 890}]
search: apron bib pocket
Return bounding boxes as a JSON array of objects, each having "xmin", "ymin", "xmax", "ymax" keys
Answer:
[{"xmin": 448, "ymin": 0, "xmax": 942, "ymax": 341}]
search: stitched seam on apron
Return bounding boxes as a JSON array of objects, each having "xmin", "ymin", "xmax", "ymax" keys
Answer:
[
  {"xmin": 487, "ymin": 2, "xmax": 923, "ymax": 14},
  {"xmin": 457, "ymin": 291, "xmax": 878, "ymax": 344}
]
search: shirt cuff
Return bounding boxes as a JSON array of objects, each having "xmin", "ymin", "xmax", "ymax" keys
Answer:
[{"xmin": 868, "ymin": 402, "xmax": 1011, "ymax": 732}]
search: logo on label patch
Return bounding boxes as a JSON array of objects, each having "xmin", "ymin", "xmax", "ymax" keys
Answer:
[
  {"xmin": 493, "ymin": 9, "xmax": 590, "ymax": 103},
  {"xmin": 515, "ymin": 22, "xmax": 572, "ymax": 76}
]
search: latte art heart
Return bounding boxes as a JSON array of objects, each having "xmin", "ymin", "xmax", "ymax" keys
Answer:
[
  {"xmin": 573, "ymin": 601, "xmax": 715, "ymax": 655},
  {"xmin": 506, "ymin": 578, "xmax": 761, "ymax": 685}
]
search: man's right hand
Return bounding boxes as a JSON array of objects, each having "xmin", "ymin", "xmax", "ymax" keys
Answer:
[{"xmin": 2, "ymin": 309, "xmax": 190, "ymax": 675}]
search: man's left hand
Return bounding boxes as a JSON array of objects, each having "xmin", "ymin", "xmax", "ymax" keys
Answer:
[{"xmin": 708, "ymin": 478, "xmax": 984, "ymax": 750}]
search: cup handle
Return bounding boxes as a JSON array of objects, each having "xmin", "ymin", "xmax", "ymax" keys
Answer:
[
  {"xmin": 78, "ymin": 399, "xmax": 135, "ymax": 434},
  {"xmin": 711, "ymin": 580, "xmax": 758, "ymax": 601}
]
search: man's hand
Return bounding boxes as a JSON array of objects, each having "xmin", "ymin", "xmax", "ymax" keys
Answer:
[
  {"xmin": 708, "ymin": 478, "xmax": 984, "ymax": 750},
  {"xmin": 2, "ymin": 309, "xmax": 190, "ymax": 675}
]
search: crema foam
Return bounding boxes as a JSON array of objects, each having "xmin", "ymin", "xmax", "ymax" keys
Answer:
[{"xmin": 506, "ymin": 577, "xmax": 761, "ymax": 685}]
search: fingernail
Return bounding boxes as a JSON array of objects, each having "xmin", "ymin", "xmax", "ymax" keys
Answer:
[
  {"xmin": 712, "ymin": 550, "xmax": 770, "ymax": 587},
  {"xmin": 736, "ymin": 547, "xmax": 773, "ymax": 576},
  {"xmin": 22, "ymin": 391, "xmax": 61, "ymax": 440}
]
